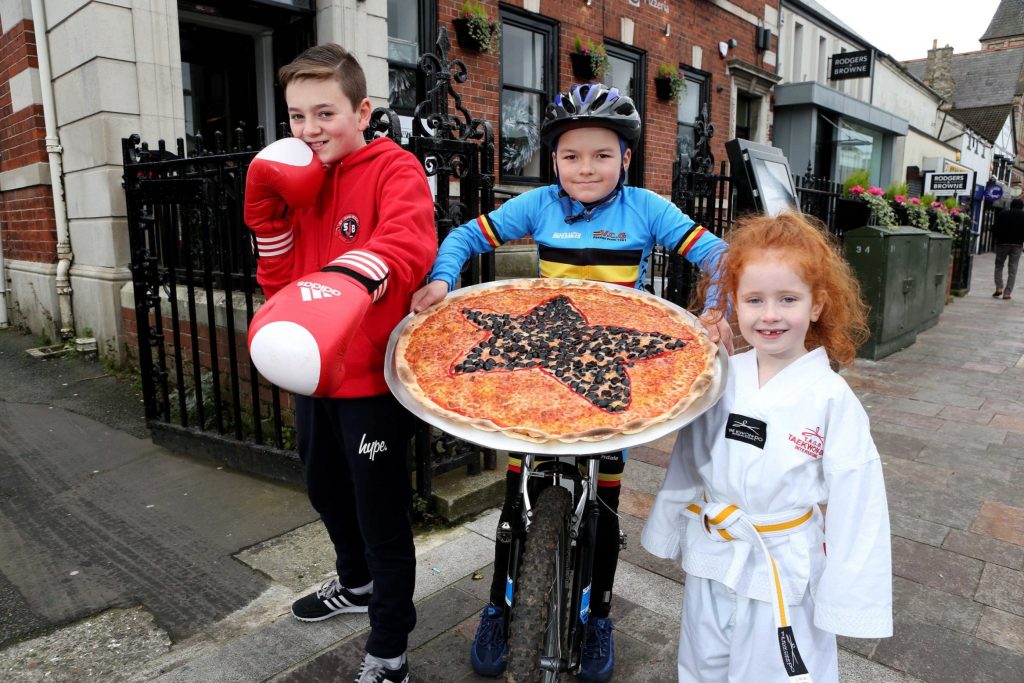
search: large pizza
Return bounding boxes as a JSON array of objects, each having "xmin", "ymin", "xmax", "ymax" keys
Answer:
[{"xmin": 394, "ymin": 279, "xmax": 718, "ymax": 444}]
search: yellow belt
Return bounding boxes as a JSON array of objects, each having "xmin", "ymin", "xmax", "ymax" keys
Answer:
[{"xmin": 685, "ymin": 497, "xmax": 815, "ymax": 683}]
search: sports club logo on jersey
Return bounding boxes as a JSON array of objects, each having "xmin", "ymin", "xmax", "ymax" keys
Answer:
[
  {"xmin": 592, "ymin": 229, "xmax": 627, "ymax": 242},
  {"xmin": 552, "ymin": 231, "xmax": 582, "ymax": 239},
  {"xmin": 296, "ymin": 280, "xmax": 341, "ymax": 301},
  {"xmin": 725, "ymin": 413, "xmax": 767, "ymax": 449},
  {"xmin": 788, "ymin": 426, "xmax": 825, "ymax": 459},
  {"xmin": 336, "ymin": 214, "xmax": 359, "ymax": 242}
]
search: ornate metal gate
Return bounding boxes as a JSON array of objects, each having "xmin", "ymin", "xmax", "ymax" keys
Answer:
[{"xmin": 122, "ymin": 29, "xmax": 496, "ymax": 497}]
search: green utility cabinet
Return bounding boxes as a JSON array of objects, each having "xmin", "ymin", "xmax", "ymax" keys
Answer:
[
  {"xmin": 918, "ymin": 232, "xmax": 953, "ymax": 332},
  {"xmin": 843, "ymin": 226, "xmax": 930, "ymax": 360}
]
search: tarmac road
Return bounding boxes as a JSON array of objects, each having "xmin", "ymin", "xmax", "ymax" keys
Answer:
[{"xmin": 0, "ymin": 329, "xmax": 318, "ymax": 655}]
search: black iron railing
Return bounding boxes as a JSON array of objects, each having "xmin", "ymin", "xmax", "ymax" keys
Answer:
[{"xmin": 123, "ymin": 28, "xmax": 498, "ymax": 495}]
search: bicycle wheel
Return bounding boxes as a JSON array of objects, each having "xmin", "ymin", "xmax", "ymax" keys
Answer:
[{"xmin": 507, "ymin": 485, "xmax": 572, "ymax": 683}]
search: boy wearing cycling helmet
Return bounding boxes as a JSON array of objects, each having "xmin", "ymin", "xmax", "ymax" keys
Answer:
[{"xmin": 411, "ymin": 83, "xmax": 730, "ymax": 682}]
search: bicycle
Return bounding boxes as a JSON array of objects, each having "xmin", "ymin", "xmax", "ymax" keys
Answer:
[{"xmin": 500, "ymin": 452, "xmax": 612, "ymax": 682}]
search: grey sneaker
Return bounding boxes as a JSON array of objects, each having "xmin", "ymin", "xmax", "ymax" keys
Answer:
[{"xmin": 354, "ymin": 653, "xmax": 409, "ymax": 683}]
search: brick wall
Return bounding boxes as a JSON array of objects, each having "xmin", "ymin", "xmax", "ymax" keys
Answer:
[
  {"xmin": 0, "ymin": 16, "xmax": 55, "ymax": 263},
  {"xmin": 437, "ymin": 0, "xmax": 777, "ymax": 196}
]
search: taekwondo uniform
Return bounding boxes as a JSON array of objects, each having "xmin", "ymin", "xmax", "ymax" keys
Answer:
[{"xmin": 642, "ymin": 347, "xmax": 892, "ymax": 683}]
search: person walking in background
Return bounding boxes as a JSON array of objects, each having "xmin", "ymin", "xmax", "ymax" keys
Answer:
[{"xmin": 992, "ymin": 198, "xmax": 1024, "ymax": 300}]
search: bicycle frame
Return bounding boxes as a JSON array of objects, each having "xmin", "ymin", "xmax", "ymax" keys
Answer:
[{"xmin": 501, "ymin": 453, "xmax": 602, "ymax": 676}]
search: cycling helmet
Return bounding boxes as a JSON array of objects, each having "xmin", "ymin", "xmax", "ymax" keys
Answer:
[{"xmin": 541, "ymin": 83, "xmax": 641, "ymax": 147}]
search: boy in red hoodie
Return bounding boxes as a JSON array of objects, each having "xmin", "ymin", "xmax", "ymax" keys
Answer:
[{"xmin": 247, "ymin": 44, "xmax": 436, "ymax": 683}]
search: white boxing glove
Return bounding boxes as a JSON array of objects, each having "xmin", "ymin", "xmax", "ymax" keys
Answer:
[
  {"xmin": 247, "ymin": 251, "xmax": 389, "ymax": 396},
  {"xmin": 244, "ymin": 137, "xmax": 325, "ymax": 259}
]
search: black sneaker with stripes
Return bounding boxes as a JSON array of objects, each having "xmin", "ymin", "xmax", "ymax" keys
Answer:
[{"xmin": 291, "ymin": 578, "xmax": 371, "ymax": 621}]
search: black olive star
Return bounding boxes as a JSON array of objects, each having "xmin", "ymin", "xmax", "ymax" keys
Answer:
[{"xmin": 453, "ymin": 295, "xmax": 688, "ymax": 412}]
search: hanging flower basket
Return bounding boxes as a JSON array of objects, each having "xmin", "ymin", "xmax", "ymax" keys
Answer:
[
  {"xmin": 569, "ymin": 38, "xmax": 608, "ymax": 82},
  {"xmin": 570, "ymin": 52, "xmax": 598, "ymax": 81},
  {"xmin": 654, "ymin": 76, "xmax": 673, "ymax": 100},
  {"xmin": 654, "ymin": 64, "xmax": 685, "ymax": 102},
  {"xmin": 452, "ymin": 2, "xmax": 500, "ymax": 54}
]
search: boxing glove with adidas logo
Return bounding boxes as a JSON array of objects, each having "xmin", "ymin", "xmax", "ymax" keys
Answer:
[
  {"xmin": 247, "ymin": 250, "xmax": 389, "ymax": 397},
  {"xmin": 244, "ymin": 137, "xmax": 325, "ymax": 263}
]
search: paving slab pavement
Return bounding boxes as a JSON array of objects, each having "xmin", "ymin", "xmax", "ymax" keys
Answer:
[{"xmin": 2, "ymin": 252, "xmax": 1024, "ymax": 682}]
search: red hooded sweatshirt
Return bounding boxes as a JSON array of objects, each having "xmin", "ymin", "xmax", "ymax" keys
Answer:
[{"xmin": 255, "ymin": 136, "xmax": 437, "ymax": 398}]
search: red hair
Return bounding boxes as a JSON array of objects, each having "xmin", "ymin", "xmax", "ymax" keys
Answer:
[{"xmin": 700, "ymin": 212, "xmax": 869, "ymax": 366}]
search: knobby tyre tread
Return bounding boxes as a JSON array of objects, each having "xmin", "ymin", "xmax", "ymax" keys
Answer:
[{"xmin": 506, "ymin": 485, "xmax": 572, "ymax": 683}]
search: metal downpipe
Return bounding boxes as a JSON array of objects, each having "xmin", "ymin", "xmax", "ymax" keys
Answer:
[
  {"xmin": 30, "ymin": 0, "xmax": 74, "ymax": 340},
  {"xmin": 0, "ymin": 230, "xmax": 9, "ymax": 328}
]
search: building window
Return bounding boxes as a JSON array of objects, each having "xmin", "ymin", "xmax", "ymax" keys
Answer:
[
  {"xmin": 676, "ymin": 69, "xmax": 710, "ymax": 167},
  {"xmin": 735, "ymin": 94, "xmax": 759, "ymax": 141},
  {"xmin": 604, "ymin": 41, "xmax": 646, "ymax": 187},
  {"xmin": 499, "ymin": 10, "xmax": 556, "ymax": 183},
  {"xmin": 793, "ymin": 23, "xmax": 804, "ymax": 82},
  {"xmin": 836, "ymin": 119, "xmax": 883, "ymax": 184},
  {"xmin": 387, "ymin": 0, "xmax": 434, "ymax": 115}
]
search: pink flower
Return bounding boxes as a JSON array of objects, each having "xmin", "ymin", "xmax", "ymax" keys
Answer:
[
  {"xmin": 931, "ymin": 201, "xmax": 943, "ymax": 208},
  {"xmin": 867, "ymin": 186, "xmax": 885, "ymax": 196},
  {"xmin": 950, "ymin": 208, "xmax": 960, "ymax": 216},
  {"xmin": 849, "ymin": 185, "xmax": 865, "ymax": 196},
  {"xmin": 909, "ymin": 197, "xmax": 921, "ymax": 205},
  {"xmin": 894, "ymin": 195, "xmax": 906, "ymax": 204}
]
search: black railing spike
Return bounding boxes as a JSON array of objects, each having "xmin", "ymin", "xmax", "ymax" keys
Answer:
[
  {"xmin": 278, "ymin": 122, "xmax": 289, "ymax": 140},
  {"xmin": 256, "ymin": 126, "xmax": 266, "ymax": 149},
  {"xmin": 214, "ymin": 130, "xmax": 225, "ymax": 154},
  {"xmin": 158, "ymin": 139, "xmax": 167, "ymax": 153},
  {"xmin": 234, "ymin": 127, "xmax": 245, "ymax": 152},
  {"xmin": 195, "ymin": 131, "xmax": 205, "ymax": 156},
  {"xmin": 176, "ymin": 138, "xmax": 185, "ymax": 158}
]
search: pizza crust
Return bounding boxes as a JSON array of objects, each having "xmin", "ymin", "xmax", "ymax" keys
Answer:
[{"xmin": 395, "ymin": 279, "xmax": 719, "ymax": 444}]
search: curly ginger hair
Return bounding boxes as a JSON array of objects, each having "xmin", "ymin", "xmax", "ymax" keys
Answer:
[{"xmin": 700, "ymin": 212, "xmax": 870, "ymax": 367}]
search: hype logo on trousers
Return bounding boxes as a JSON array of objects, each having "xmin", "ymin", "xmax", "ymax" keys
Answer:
[{"xmin": 359, "ymin": 433, "xmax": 388, "ymax": 461}]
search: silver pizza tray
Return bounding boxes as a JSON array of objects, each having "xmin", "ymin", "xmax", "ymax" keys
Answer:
[{"xmin": 384, "ymin": 278, "xmax": 729, "ymax": 457}]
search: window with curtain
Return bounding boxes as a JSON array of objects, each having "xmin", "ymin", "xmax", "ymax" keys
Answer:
[
  {"xmin": 499, "ymin": 10, "xmax": 556, "ymax": 183},
  {"xmin": 676, "ymin": 69, "xmax": 709, "ymax": 167}
]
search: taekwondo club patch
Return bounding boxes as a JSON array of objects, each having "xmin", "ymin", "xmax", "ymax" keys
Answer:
[{"xmin": 725, "ymin": 413, "xmax": 767, "ymax": 449}]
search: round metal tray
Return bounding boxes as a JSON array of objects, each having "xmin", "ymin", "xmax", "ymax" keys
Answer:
[{"xmin": 384, "ymin": 279, "xmax": 729, "ymax": 456}]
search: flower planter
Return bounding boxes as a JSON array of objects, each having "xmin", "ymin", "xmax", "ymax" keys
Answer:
[
  {"xmin": 570, "ymin": 52, "xmax": 599, "ymax": 81},
  {"xmin": 892, "ymin": 203, "xmax": 909, "ymax": 226},
  {"xmin": 452, "ymin": 17, "xmax": 487, "ymax": 53},
  {"xmin": 834, "ymin": 197, "xmax": 872, "ymax": 234},
  {"xmin": 654, "ymin": 76, "xmax": 673, "ymax": 101}
]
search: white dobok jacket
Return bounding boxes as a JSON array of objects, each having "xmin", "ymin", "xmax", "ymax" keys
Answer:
[{"xmin": 642, "ymin": 347, "xmax": 893, "ymax": 638}]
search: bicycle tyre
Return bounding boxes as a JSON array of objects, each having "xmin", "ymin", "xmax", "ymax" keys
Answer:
[{"xmin": 506, "ymin": 485, "xmax": 572, "ymax": 683}]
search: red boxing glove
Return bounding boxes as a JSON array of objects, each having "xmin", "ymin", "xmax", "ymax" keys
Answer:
[
  {"xmin": 247, "ymin": 250, "xmax": 390, "ymax": 396},
  {"xmin": 244, "ymin": 137, "xmax": 325, "ymax": 258}
]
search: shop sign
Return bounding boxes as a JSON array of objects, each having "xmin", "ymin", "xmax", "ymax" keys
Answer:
[
  {"xmin": 985, "ymin": 180, "xmax": 1004, "ymax": 202},
  {"xmin": 829, "ymin": 50, "xmax": 872, "ymax": 80},
  {"xmin": 924, "ymin": 171, "xmax": 972, "ymax": 196},
  {"xmin": 627, "ymin": 0, "xmax": 670, "ymax": 12}
]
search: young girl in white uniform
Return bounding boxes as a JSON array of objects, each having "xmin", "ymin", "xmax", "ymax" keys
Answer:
[{"xmin": 642, "ymin": 212, "xmax": 892, "ymax": 682}]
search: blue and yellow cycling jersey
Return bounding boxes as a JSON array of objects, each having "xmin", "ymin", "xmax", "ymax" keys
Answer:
[{"xmin": 429, "ymin": 184, "xmax": 725, "ymax": 297}]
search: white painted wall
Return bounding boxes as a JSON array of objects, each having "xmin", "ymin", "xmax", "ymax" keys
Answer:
[{"xmin": 777, "ymin": 5, "xmax": 867, "ymax": 101}]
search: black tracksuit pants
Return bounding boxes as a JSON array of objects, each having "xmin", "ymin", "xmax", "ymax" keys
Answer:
[{"xmin": 295, "ymin": 393, "xmax": 416, "ymax": 659}]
